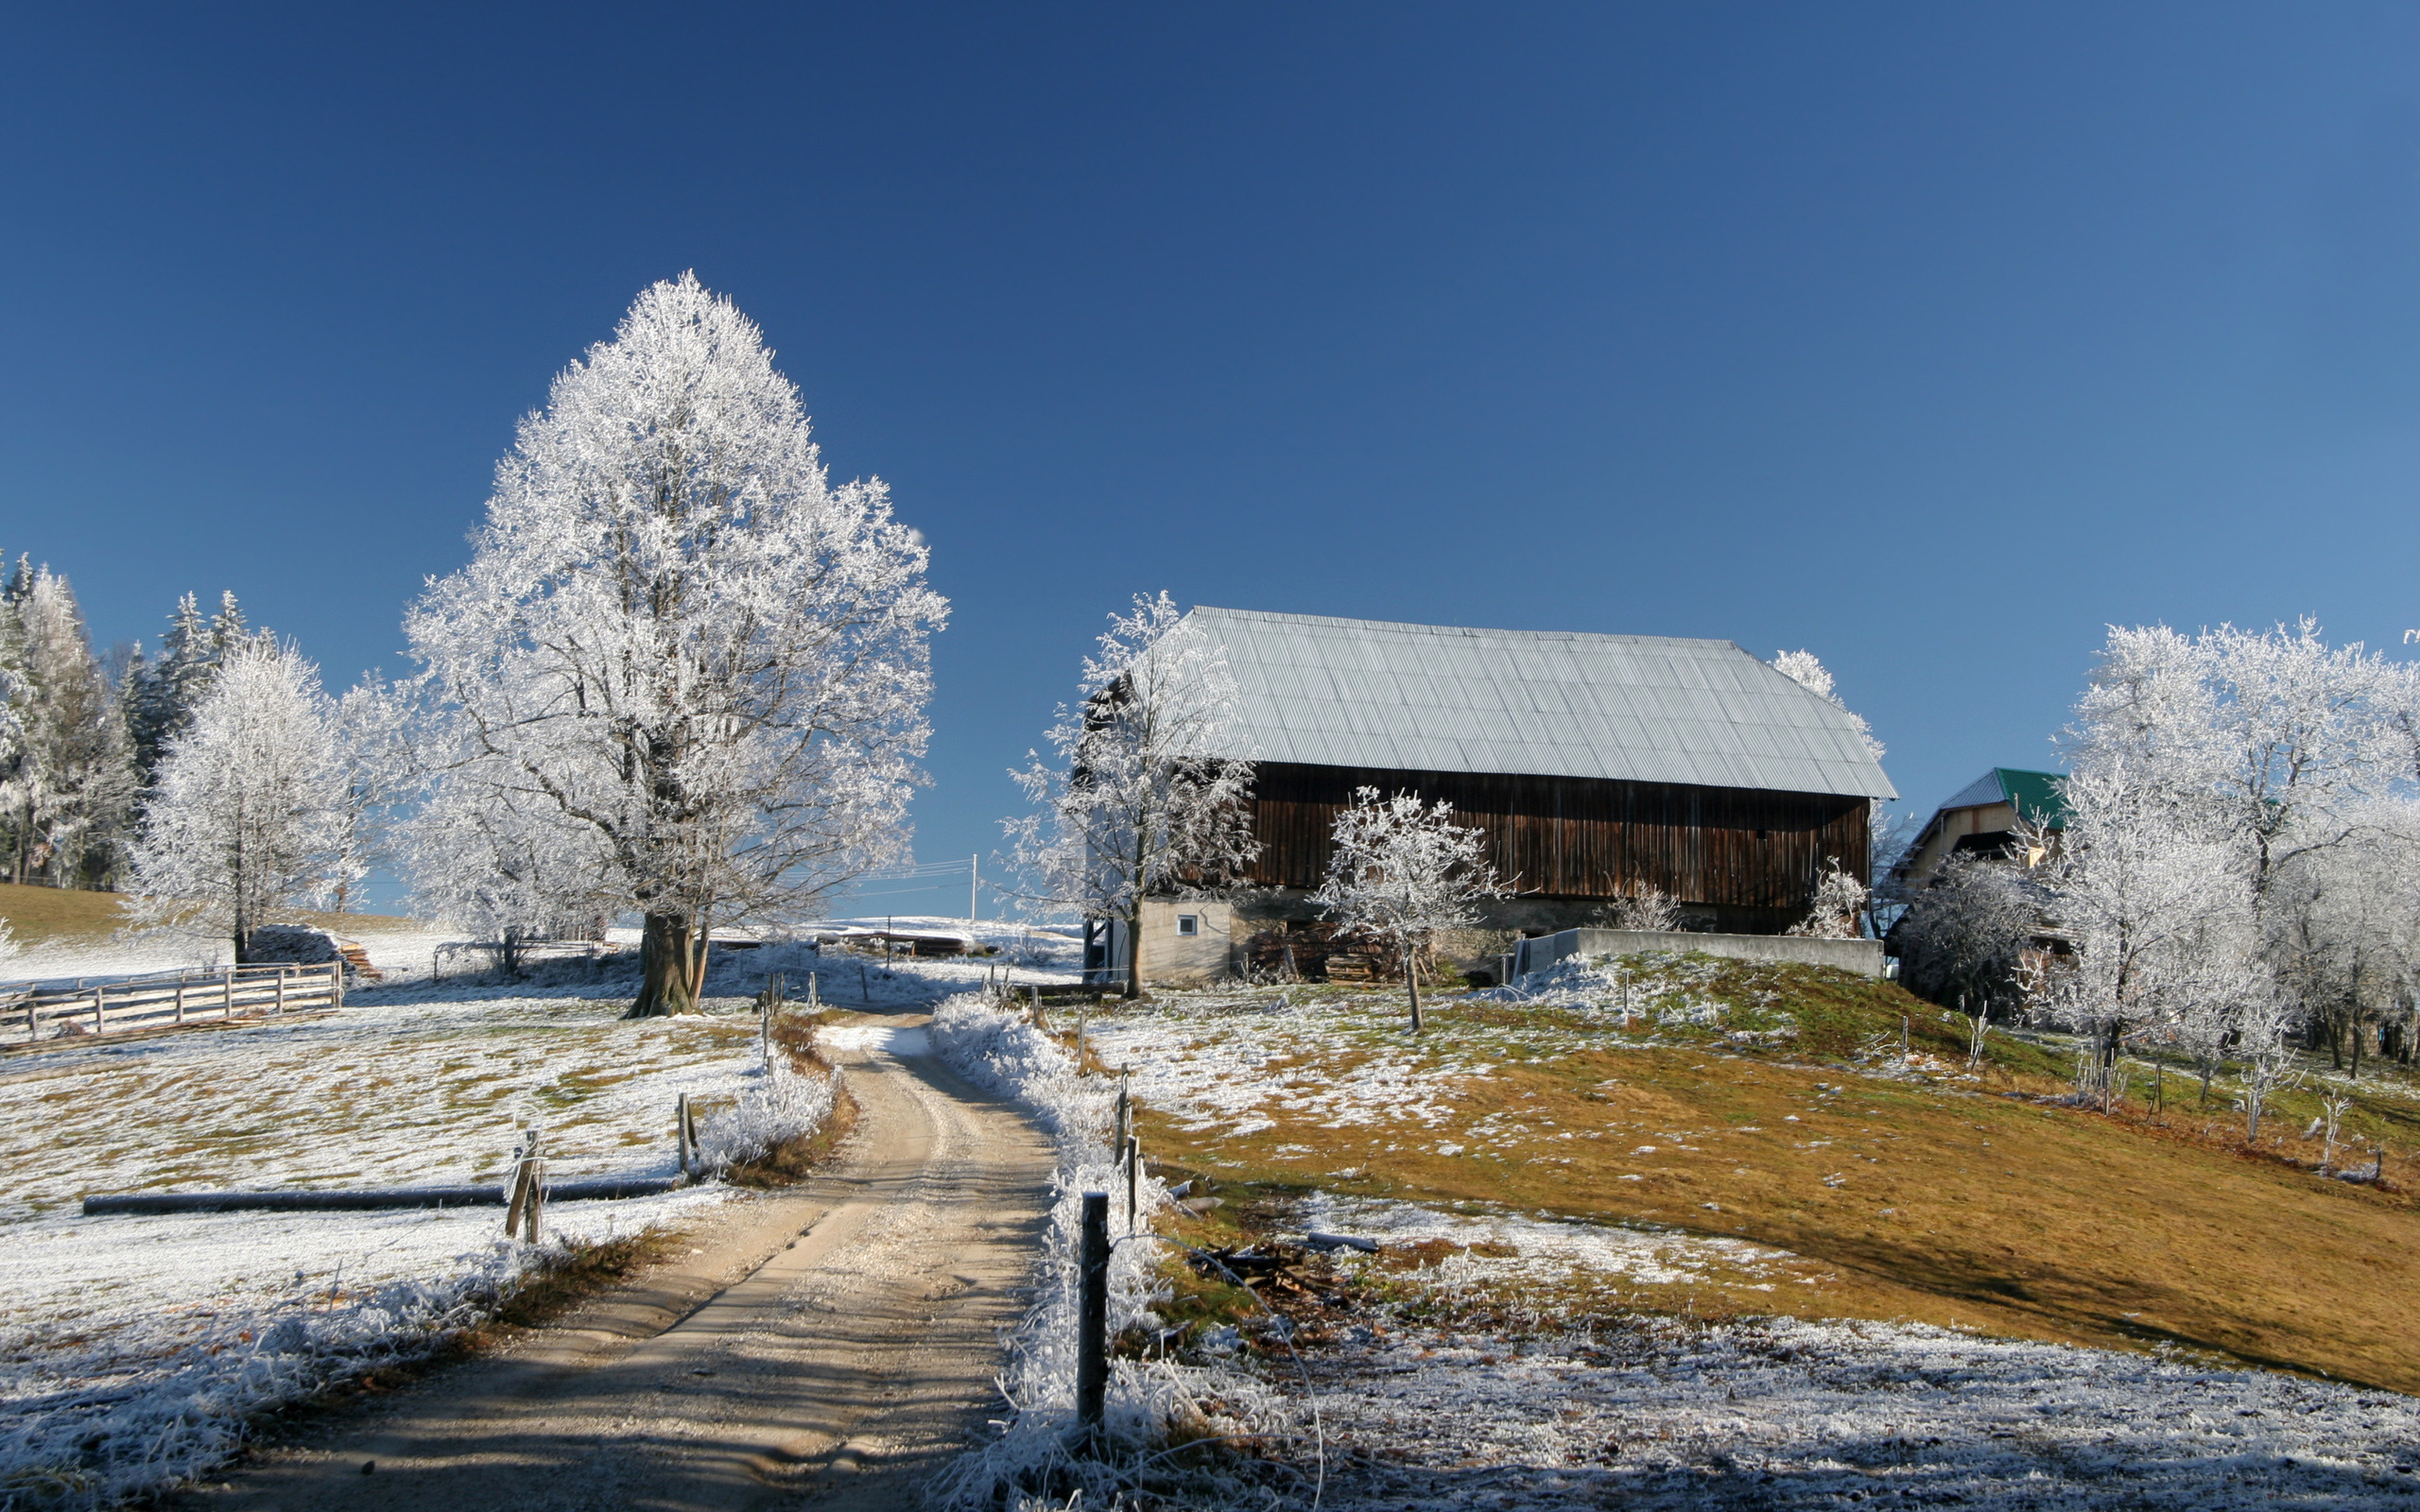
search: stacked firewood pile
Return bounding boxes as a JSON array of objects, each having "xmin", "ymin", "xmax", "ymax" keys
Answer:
[{"xmin": 1242, "ymin": 921, "xmax": 1401, "ymax": 983}]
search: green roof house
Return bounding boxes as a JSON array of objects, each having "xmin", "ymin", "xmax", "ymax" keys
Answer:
[{"xmin": 1890, "ymin": 767, "xmax": 2067, "ymax": 894}]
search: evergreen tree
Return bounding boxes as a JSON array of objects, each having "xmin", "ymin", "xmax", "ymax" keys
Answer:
[
  {"xmin": 124, "ymin": 593, "xmax": 222, "ymax": 788},
  {"xmin": 0, "ymin": 562, "xmax": 136, "ymax": 887}
]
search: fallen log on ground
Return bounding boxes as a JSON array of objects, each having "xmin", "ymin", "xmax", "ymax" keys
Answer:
[{"xmin": 81, "ymin": 1176, "xmax": 683, "ymax": 1216}]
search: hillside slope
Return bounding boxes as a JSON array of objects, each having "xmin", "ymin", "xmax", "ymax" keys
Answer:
[{"xmin": 1086, "ymin": 951, "xmax": 2420, "ymax": 1393}]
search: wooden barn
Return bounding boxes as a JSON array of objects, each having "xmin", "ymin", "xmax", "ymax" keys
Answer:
[{"xmin": 1106, "ymin": 608, "xmax": 1896, "ymax": 985}]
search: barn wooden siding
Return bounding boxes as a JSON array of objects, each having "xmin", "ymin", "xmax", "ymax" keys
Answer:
[{"xmin": 1246, "ymin": 761, "xmax": 1869, "ymax": 911}]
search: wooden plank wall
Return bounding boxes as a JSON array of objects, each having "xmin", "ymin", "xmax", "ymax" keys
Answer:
[{"xmin": 1247, "ymin": 762, "xmax": 1869, "ymax": 910}]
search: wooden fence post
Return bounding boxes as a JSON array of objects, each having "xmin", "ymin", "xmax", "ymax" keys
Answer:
[
  {"xmin": 274, "ymin": 970, "xmax": 286, "ymax": 1016},
  {"xmin": 677, "ymin": 1093, "xmax": 694, "ymax": 1178},
  {"xmin": 1126, "ymin": 1135, "xmax": 1140, "ymax": 1233},
  {"xmin": 222, "ymin": 966, "xmax": 234, "ymax": 1021},
  {"xmin": 174, "ymin": 980, "xmax": 185, "ymax": 1024},
  {"xmin": 504, "ymin": 1158, "xmax": 530, "ymax": 1236},
  {"xmin": 1077, "ymin": 1192, "xmax": 1110, "ymax": 1440},
  {"xmin": 93, "ymin": 985, "xmax": 105, "ymax": 1035}
]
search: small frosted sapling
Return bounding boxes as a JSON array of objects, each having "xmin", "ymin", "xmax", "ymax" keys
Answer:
[{"xmin": 1314, "ymin": 786, "xmax": 1508, "ymax": 1033}]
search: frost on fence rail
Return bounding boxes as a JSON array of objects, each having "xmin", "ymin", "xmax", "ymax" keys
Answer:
[
  {"xmin": 925, "ymin": 993, "xmax": 1315, "ymax": 1511},
  {"xmin": 4, "ymin": 960, "xmax": 345, "ymax": 1044}
]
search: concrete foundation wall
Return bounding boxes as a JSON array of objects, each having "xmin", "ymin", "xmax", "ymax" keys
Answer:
[
  {"xmin": 1134, "ymin": 899, "xmax": 1234, "ymax": 985},
  {"xmin": 1512, "ymin": 927, "xmax": 1884, "ymax": 979}
]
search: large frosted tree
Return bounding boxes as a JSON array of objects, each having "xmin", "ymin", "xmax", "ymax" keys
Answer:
[
  {"xmin": 129, "ymin": 639, "xmax": 345, "ymax": 962},
  {"xmin": 407, "ymin": 274, "xmax": 944, "ymax": 1016}
]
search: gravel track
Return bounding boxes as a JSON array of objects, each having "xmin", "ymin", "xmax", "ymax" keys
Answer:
[{"xmin": 176, "ymin": 1012, "xmax": 1053, "ymax": 1512}]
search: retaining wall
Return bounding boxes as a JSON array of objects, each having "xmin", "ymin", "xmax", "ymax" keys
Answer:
[{"xmin": 1510, "ymin": 927, "xmax": 1884, "ymax": 980}]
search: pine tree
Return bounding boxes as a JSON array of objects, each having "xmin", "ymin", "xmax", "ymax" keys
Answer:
[
  {"xmin": 208, "ymin": 590, "xmax": 249, "ymax": 658},
  {"xmin": 0, "ymin": 564, "xmax": 136, "ymax": 887},
  {"xmin": 125, "ymin": 593, "xmax": 223, "ymax": 788}
]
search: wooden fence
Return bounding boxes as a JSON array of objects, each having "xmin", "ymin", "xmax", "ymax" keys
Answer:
[{"xmin": 3, "ymin": 961, "xmax": 344, "ymax": 1046}]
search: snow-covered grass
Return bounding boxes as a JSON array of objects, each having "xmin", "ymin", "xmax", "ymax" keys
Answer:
[
  {"xmin": 0, "ymin": 988, "xmax": 828, "ymax": 1505},
  {"xmin": 925, "ymin": 993, "xmax": 1305, "ymax": 1511},
  {"xmin": 1308, "ymin": 1309, "xmax": 2420, "ymax": 1509}
]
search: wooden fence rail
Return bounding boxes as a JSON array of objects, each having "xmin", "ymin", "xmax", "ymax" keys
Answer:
[{"xmin": 2, "ymin": 961, "xmax": 344, "ymax": 1046}]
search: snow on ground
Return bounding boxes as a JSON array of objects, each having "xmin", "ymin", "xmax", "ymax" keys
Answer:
[
  {"xmin": 1087, "ymin": 988, "xmax": 1533, "ymax": 1154},
  {"xmin": 1294, "ymin": 1194, "xmax": 1800, "ymax": 1292},
  {"xmin": 1083, "ymin": 986, "xmax": 2420, "ymax": 1507},
  {"xmin": 1309, "ymin": 1313, "xmax": 2420, "ymax": 1509},
  {"xmin": 4, "ymin": 919, "xmax": 458, "ymax": 992},
  {"xmin": 924, "ymin": 993, "xmax": 1299, "ymax": 1512},
  {"xmin": 4, "ymin": 913, "xmax": 1083, "ymax": 1000},
  {"xmin": 0, "ymin": 987, "xmax": 813, "ymax": 1504}
]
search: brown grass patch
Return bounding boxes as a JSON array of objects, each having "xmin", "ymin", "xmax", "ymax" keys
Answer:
[
  {"xmin": 1127, "ymin": 968, "xmax": 2420, "ymax": 1393},
  {"xmin": 0, "ymin": 882, "xmax": 415, "ymax": 951}
]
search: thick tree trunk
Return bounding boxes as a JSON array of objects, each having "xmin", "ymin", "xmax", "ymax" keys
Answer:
[{"xmin": 630, "ymin": 912, "xmax": 702, "ymax": 1017}]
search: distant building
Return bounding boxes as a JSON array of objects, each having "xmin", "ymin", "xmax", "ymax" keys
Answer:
[
  {"xmin": 1098, "ymin": 608, "xmax": 1896, "ymax": 986},
  {"xmin": 1889, "ymin": 767, "xmax": 2068, "ymax": 895}
]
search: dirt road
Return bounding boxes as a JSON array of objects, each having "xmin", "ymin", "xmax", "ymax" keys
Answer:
[{"xmin": 182, "ymin": 1016, "xmax": 1052, "ymax": 1512}]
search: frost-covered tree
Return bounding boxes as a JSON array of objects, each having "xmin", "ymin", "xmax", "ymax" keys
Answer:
[
  {"xmin": 128, "ymin": 640, "xmax": 345, "ymax": 962},
  {"xmin": 1, "ymin": 562, "xmax": 135, "ymax": 888},
  {"xmin": 1007, "ymin": 593, "xmax": 1257, "ymax": 999},
  {"xmin": 1774, "ymin": 648, "xmax": 1886, "ymax": 764},
  {"xmin": 1597, "ymin": 885, "xmax": 1685, "ymax": 932},
  {"xmin": 324, "ymin": 673, "xmax": 414, "ymax": 916},
  {"xmin": 1895, "ymin": 853, "xmax": 2039, "ymax": 1021},
  {"xmin": 2036, "ymin": 756, "xmax": 2255, "ymax": 1105},
  {"xmin": 2260, "ymin": 801, "xmax": 2420, "ymax": 1074},
  {"xmin": 2050, "ymin": 620, "xmax": 2417, "ymax": 1074},
  {"xmin": 403, "ymin": 776, "xmax": 605, "ymax": 972},
  {"xmin": 1314, "ymin": 786, "xmax": 1506, "ymax": 1032},
  {"xmin": 407, "ymin": 274, "xmax": 943, "ymax": 1016},
  {"xmin": 1785, "ymin": 860, "xmax": 1870, "ymax": 938}
]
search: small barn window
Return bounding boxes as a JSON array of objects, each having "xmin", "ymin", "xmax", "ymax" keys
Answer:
[{"xmin": 1176, "ymin": 914, "xmax": 1201, "ymax": 937}]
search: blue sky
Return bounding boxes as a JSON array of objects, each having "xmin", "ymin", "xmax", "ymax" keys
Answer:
[{"xmin": 6, "ymin": 4, "xmax": 2420, "ymax": 917}]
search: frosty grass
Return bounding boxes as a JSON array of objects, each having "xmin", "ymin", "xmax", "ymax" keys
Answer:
[
  {"xmin": 0, "ymin": 982, "xmax": 832, "ymax": 1506},
  {"xmin": 1081, "ymin": 985, "xmax": 2420, "ymax": 1508}
]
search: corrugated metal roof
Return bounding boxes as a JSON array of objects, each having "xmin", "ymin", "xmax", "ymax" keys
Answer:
[
  {"xmin": 1941, "ymin": 770, "xmax": 2009, "ymax": 811},
  {"xmin": 1934, "ymin": 767, "xmax": 2068, "ymax": 826},
  {"xmin": 1995, "ymin": 768, "xmax": 2069, "ymax": 826},
  {"xmin": 1185, "ymin": 607, "xmax": 1896, "ymax": 799}
]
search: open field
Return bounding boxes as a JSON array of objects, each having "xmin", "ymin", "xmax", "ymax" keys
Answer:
[
  {"xmin": 0, "ymin": 884, "xmax": 419, "ymax": 950},
  {"xmin": 0, "ymin": 987, "xmax": 810, "ymax": 1503},
  {"xmin": 1087, "ymin": 953, "xmax": 2420, "ymax": 1396}
]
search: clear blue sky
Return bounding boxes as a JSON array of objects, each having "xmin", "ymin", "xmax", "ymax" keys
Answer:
[{"xmin": 6, "ymin": 5, "xmax": 2418, "ymax": 918}]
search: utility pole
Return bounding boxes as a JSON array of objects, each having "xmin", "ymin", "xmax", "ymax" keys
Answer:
[{"xmin": 970, "ymin": 852, "xmax": 978, "ymax": 928}]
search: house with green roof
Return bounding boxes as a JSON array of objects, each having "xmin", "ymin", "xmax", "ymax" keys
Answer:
[{"xmin": 1889, "ymin": 767, "xmax": 2068, "ymax": 895}]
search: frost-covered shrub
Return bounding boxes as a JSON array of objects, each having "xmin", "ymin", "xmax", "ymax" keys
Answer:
[
  {"xmin": 692, "ymin": 1057, "xmax": 837, "ymax": 1174},
  {"xmin": 926, "ymin": 993, "xmax": 1301, "ymax": 1510}
]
